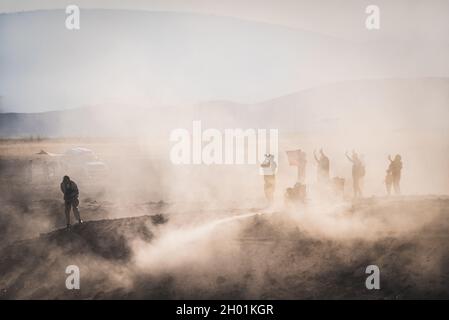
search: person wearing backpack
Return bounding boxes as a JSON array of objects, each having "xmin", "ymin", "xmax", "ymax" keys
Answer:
[
  {"xmin": 388, "ymin": 154, "xmax": 403, "ymax": 195},
  {"xmin": 60, "ymin": 175, "xmax": 83, "ymax": 229}
]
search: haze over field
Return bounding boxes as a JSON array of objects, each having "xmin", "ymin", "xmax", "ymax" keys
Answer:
[
  {"xmin": 1, "ymin": 2, "xmax": 449, "ymax": 300},
  {"xmin": 2, "ymin": 77, "xmax": 448, "ymax": 197}
]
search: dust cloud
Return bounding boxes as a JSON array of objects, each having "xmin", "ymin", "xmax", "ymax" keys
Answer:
[{"xmin": 1, "ymin": 79, "xmax": 449, "ymax": 298}]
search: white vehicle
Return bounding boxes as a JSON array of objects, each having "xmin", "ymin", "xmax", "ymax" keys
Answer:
[
  {"xmin": 31, "ymin": 147, "xmax": 108, "ymax": 182},
  {"xmin": 61, "ymin": 147, "xmax": 108, "ymax": 177}
]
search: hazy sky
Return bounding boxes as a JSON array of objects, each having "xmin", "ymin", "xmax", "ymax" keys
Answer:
[
  {"xmin": 0, "ymin": 0, "xmax": 448, "ymax": 112},
  {"xmin": 1, "ymin": 0, "xmax": 448, "ymax": 41}
]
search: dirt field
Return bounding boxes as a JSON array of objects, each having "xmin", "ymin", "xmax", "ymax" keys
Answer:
[
  {"xmin": 1, "ymin": 138, "xmax": 449, "ymax": 299},
  {"xmin": 1, "ymin": 196, "xmax": 449, "ymax": 299}
]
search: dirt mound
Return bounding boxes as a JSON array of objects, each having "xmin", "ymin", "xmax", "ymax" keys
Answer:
[
  {"xmin": 0, "ymin": 214, "xmax": 167, "ymax": 299},
  {"xmin": 1, "ymin": 197, "xmax": 449, "ymax": 299}
]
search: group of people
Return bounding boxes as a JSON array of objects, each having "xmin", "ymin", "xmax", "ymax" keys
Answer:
[
  {"xmin": 59, "ymin": 151, "xmax": 403, "ymax": 228},
  {"xmin": 261, "ymin": 149, "xmax": 403, "ymax": 205}
]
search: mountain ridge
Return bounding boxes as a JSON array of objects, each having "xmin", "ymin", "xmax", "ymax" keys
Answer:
[{"xmin": 1, "ymin": 78, "xmax": 448, "ymax": 137}]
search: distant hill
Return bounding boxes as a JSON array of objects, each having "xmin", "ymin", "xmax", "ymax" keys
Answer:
[{"xmin": 1, "ymin": 78, "xmax": 448, "ymax": 138}]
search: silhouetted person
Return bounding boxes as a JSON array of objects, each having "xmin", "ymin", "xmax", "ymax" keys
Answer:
[
  {"xmin": 346, "ymin": 151, "xmax": 365, "ymax": 198},
  {"xmin": 260, "ymin": 154, "xmax": 277, "ymax": 206},
  {"xmin": 314, "ymin": 149, "xmax": 330, "ymax": 183},
  {"xmin": 60, "ymin": 175, "xmax": 83, "ymax": 229},
  {"xmin": 388, "ymin": 154, "xmax": 403, "ymax": 195},
  {"xmin": 284, "ymin": 182, "xmax": 307, "ymax": 206}
]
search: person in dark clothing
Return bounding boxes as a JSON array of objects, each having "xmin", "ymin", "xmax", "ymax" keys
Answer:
[
  {"xmin": 60, "ymin": 175, "xmax": 83, "ymax": 229},
  {"xmin": 388, "ymin": 154, "xmax": 403, "ymax": 195},
  {"xmin": 346, "ymin": 151, "xmax": 365, "ymax": 198},
  {"xmin": 314, "ymin": 149, "xmax": 330, "ymax": 184},
  {"xmin": 284, "ymin": 182, "xmax": 307, "ymax": 206}
]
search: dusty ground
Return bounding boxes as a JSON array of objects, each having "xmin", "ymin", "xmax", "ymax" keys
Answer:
[
  {"xmin": 1, "ymin": 139, "xmax": 449, "ymax": 299},
  {"xmin": 0, "ymin": 196, "xmax": 449, "ymax": 299}
]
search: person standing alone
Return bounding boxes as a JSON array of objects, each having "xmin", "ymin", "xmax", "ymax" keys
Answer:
[
  {"xmin": 60, "ymin": 175, "xmax": 83, "ymax": 229},
  {"xmin": 388, "ymin": 154, "xmax": 403, "ymax": 195},
  {"xmin": 346, "ymin": 151, "xmax": 365, "ymax": 198}
]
